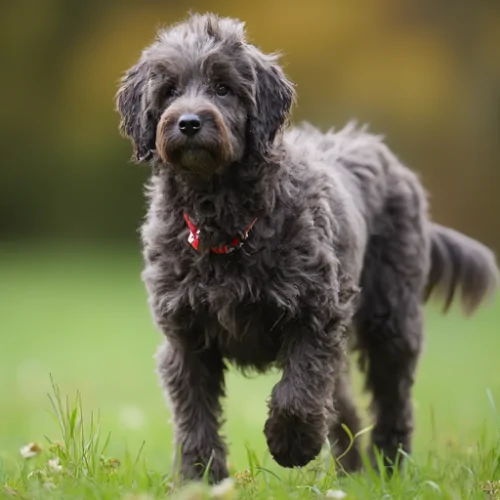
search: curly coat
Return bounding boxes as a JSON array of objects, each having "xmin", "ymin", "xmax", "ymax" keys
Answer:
[{"xmin": 116, "ymin": 13, "xmax": 499, "ymax": 483}]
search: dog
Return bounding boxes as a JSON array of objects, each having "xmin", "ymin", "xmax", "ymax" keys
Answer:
[{"xmin": 116, "ymin": 13, "xmax": 498, "ymax": 483}]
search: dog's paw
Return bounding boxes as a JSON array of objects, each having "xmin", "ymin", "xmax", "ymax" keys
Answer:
[
  {"xmin": 178, "ymin": 451, "xmax": 229, "ymax": 485},
  {"xmin": 368, "ymin": 427, "xmax": 412, "ymax": 475},
  {"xmin": 264, "ymin": 408, "xmax": 326, "ymax": 468}
]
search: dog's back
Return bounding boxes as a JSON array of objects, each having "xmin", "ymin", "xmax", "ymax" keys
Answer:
[{"xmin": 285, "ymin": 121, "xmax": 498, "ymax": 315}]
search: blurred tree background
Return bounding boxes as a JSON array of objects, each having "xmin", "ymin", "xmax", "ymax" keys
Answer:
[{"xmin": 1, "ymin": 0, "xmax": 499, "ymax": 250}]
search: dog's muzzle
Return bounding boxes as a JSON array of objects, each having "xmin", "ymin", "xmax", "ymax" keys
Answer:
[{"xmin": 155, "ymin": 106, "xmax": 232, "ymax": 176}]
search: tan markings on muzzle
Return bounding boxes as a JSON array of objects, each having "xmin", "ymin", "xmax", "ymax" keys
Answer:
[
  {"xmin": 155, "ymin": 98, "xmax": 233, "ymax": 164},
  {"xmin": 155, "ymin": 112, "xmax": 177, "ymax": 164},
  {"xmin": 209, "ymin": 105, "xmax": 233, "ymax": 162}
]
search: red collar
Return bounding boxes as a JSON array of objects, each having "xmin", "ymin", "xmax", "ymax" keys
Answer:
[{"xmin": 183, "ymin": 213, "xmax": 257, "ymax": 254}]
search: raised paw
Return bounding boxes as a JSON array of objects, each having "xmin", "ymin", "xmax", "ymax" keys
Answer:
[{"xmin": 264, "ymin": 407, "xmax": 326, "ymax": 468}]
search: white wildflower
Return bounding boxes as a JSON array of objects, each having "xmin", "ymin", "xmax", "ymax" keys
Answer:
[
  {"xmin": 47, "ymin": 458, "xmax": 63, "ymax": 473},
  {"xmin": 20, "ymin": 442, "xmax": 42, "ymax": 459},
  {"xmin": 211, "ymin": 477, "xmax": 235, "ymax": 499},
  {"xmin": 325, "ymin": 489, "xmax": 347, "ymax": 499}
]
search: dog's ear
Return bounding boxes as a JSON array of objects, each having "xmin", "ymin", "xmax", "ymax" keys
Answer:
[
  {"xmin": 116, "ymin": 61, "xmax": 156, "ymax": 163},
  {"xmin": 249, "ymin": 49, "xmax": 295, "ymax": 148}
]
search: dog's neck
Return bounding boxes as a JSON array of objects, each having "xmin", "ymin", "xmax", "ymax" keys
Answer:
[{"xmin": 153, "ymin": 150, "xmax": 286, "ymax": 248}]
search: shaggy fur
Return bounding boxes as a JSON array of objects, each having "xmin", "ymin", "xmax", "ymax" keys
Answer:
[{"xmin": 116, "ymin": 13, "xmax": 499, "ymax": 483}]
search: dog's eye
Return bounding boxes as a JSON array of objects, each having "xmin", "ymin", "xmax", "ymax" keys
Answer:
[
  {"xmin": 161, "ymin": 86, "xmax": 177, "ymax": 102},
  {"xmin": 215, "ymin": 84, "xmax": 230, "ymax": 97}
]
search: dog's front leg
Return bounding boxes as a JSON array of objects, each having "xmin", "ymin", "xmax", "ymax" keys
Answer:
[
  {"xmin": 265, "ymin": 316, "xmax": 343, "ymax": 468},
  {"xmin": 156, "ymin": 340, "xmax": 228, "ymax": 484}
]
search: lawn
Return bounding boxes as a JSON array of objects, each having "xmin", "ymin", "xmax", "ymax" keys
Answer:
[{"xmin": 0, "ymin": 244, "xmax": 499, "ymax": 499}]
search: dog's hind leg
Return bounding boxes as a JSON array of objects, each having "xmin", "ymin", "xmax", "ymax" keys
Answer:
[
  {"xmin": 354, "ymin": 180, "xmax": 429, "ymax": 471},
  {"xmin": 328, "ymin": 363, "xmax": 363, "ymax": 473}
]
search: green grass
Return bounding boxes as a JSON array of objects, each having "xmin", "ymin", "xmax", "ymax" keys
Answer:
[{"xmin": 0, "ymin": 244, "xmax": 499, "ymax": 499}]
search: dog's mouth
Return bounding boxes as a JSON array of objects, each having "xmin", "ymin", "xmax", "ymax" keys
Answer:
[
  {"xmin": 156, "ymin": 129, "xmax": 230, "ymax": 177},
  {"xmin": 170, "ymin": 145, "xmax": 220, "ymax": 175}
]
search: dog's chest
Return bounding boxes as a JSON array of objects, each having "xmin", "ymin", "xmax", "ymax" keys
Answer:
[
  {"xmin": 208, "ymin": 301, "xmax": 287, "ymax": 370},
  {"xmin": 197, "ymin": 259, "xmax": 294, "ymax": 366},
  {"xmin": 150, "ymin": 249, "xmax": 299, "ymax": 368}
]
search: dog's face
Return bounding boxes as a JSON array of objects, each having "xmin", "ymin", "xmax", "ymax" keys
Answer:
[{"xmin": 116, "ymin": 14, "xmax": 295, "ymax": 177}]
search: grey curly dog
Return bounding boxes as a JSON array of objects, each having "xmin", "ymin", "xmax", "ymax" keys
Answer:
[{"xmin": 116, "ymin": 13, "xmax": 498, "ymax": 483}]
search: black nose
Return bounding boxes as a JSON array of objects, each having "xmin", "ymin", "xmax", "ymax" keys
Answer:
[{"xmin": 178, "ymin": 114, "xmax": 201, "ymax": 136}]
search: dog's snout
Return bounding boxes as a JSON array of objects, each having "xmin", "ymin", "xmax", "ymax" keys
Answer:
[{"xmin": 178, "ymin": 114, "xmax": 201, "ymax": 136}]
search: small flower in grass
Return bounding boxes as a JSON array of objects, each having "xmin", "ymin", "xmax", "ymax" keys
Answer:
[
  {"xmin": 20, "ymin": 442, "xmax": 42, "ymax": 459},
  {"xmin": 47, "ymin": 457, "xmax": 63, "ymax": 473},
  {"xmin": 100, "ymin": 456, "xmax": 121, "ymax": 470},
  {"xmin": 325, "ymin": 489, "xmax": 347, "ymax": 499},
  {"xmin": 211, "ymin": 478, "xmax": 235, "ymax": 499},
  {"xmin": 482, "ymin": 480, "xmax": 500, "ymax": 497},
  {"xmin": 234, "ymin": 469, "xmax": 254, "ymax": 487}
]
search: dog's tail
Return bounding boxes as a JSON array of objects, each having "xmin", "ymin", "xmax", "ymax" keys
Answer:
[{"xmin": 425, "ymin": 223, "xmax": 499, "ymax": 314}]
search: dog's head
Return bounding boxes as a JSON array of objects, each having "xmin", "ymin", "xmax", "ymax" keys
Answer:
[{"xmin": 116, "ymin": 13, "xmax": 295, "ymax": 177}]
